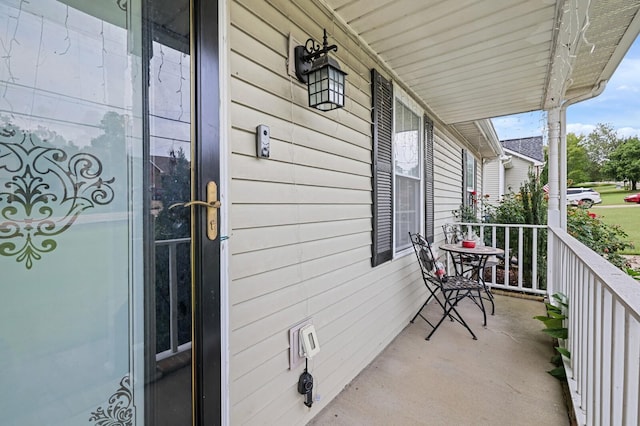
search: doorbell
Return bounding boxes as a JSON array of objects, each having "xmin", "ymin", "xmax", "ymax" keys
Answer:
[{"xmin": 256, "ymin": 124, "xmax": 270, "ymax": 158}]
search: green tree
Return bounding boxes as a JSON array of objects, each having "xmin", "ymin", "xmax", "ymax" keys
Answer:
[
  {"xmin": 540, "ymin": 145, "xmax": 548, "ymax": 186},
  {"xmin": 580, "ymin": 123, "xmax": 622, "ymax": 181},
  {"xmin": 153, "ymin": 147, "xmax": 191, "ymax": 351},
  {"xmin": 90, "ymin": 111, "xmax": 126, "ymax": 152},
  {"xmin": 566, "ymin": 133, "xmax": 591, "ymax": 184},
  {"xmin": 154, "ymin": 147, "xmax": 191, "ymax": 239},
  {"xmin": 601, "ymin": 136, "xmax": 640, "ymax": 190}
]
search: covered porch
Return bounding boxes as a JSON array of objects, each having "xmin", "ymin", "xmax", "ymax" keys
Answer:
[
  {"xmin": 306, "ymin": 223, "xmax": 640, "ymax": 425},
  {"xmin": 224, "ymin": 1, "xmax": 640, "ymax": 424},
  {"xmin": 309, "ymin": 293, "xmax": 569, "ymax": 425}
]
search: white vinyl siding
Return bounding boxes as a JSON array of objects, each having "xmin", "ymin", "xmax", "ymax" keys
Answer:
[
  {"xmin": 432, "ymin": 130, "xmax": 464, "ymax": 251},
  {"xmin": 228, "ymin": 1, "xmax": 483, "ymax": 424},
  {"xmin": 229, "ymin": 1, "xmax": 423, "ymax": 424},
  {"xmin": 505, "ymin": 156, "xmax": 536, "ymax": 193},
  {"xmin": 482, "ymin": 157, "xmax": 502, "ymax": 202}
]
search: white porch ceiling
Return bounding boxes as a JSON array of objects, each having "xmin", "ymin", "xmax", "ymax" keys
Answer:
[{"xmin": 326, "ymin": 0, "xmax": 640, "ymax": 127}]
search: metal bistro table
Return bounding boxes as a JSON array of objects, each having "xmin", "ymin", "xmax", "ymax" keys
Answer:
[{"xmin": 439, "ymin": 243, "xmax": 505, "ymax": 316}]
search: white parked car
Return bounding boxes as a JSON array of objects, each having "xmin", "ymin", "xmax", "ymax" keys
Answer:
[{"xmin": 566, "ymin": 187, "xmax": 602, "ymax": 208}]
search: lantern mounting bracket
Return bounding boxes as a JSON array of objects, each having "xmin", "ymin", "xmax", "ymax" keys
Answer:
[{"xmin": 294, "ymin": 29, "xmax": 338, "ymax": 83}]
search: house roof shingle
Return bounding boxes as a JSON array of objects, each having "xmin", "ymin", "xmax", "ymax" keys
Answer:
[{"xmin": 500, "ymin": 136, "xmax": 544, "ymax": 163}]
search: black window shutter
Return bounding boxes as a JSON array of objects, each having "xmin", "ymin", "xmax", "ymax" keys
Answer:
[
  {"xmin": 424, "ymin": 115, "xmax": 434, "ymax": 243},
  {"xmin": 371, "ymin": 69, "xmax": 393, "ymax": 267}
]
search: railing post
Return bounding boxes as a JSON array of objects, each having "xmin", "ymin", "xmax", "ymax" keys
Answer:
[
  {"xmin": 532, "ymin": 228, "xmax": 538, "ymax": 291},
  {"xmin": 154, "ymin": 237, "xmax": 191, "ymax": 361},
  {"xmin": 169, "ymin": 242, "xmax": 179, "ymax": 354},
  {"xmin": 547, "ymin": 228, "xmax": 555, "ymax": 297}
]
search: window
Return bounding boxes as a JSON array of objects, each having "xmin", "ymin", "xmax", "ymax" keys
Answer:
[
  {"xmin": 462, "ymin": 149, "xmax": 477, "ymax": 208},
  {"xmin": 394, "ymin": 99, "xmax": 421, "ymax": 251},
  {"xmin": 371, "ymin": 69, "xmax": 434, "ymax": 266}
]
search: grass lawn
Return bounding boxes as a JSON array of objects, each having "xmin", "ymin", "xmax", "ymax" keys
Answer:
[
  {"xmin": 591, "ymin": 206, "xmax": 640, "ymax": 254},
  {"xmin": 587, "ymin": 185, "xmax": 640, "ymax": 254},
  {"xmin": 593, "ymin": 183, "xmax": 638, "ymax": 206}
]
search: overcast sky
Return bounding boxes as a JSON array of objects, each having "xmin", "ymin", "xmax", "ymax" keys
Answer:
[{"xmin": 492, "ymin": 36, "xmax": 640, "ymax": 142}]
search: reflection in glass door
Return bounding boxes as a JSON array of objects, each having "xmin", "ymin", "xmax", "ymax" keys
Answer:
[
  {"xmin": 0, "ymin": 0, "xmax": 219, "ymax": 423},
  {"xmin": 145, "ymin": 0, "xmax": 193, "ymax": 424},
  {"xmin": 0, "ymin": 0, "xmax": 147, "ymax": 424}
]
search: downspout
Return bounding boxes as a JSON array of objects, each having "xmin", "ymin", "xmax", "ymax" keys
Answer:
[
  {"xmin": 498, "ymin": 157, "xmax": 505, "ymax": 198},
  {"xmin": 555, "ymin": 80, "xmax": 607, "ymax": 229},
  {"xmin": 546, "ymin": 80, "xmax": 606, "ymax": 299},
  {"xmin": 547, "ymin": 79, "xmax": 608, "ymax": 229}
]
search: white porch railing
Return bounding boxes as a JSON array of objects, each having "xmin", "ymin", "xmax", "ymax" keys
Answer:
[
  {"xmin": 548, "ymin": 226, "xmax": 640, "ymax": 426},
  {"xmin": 155, "ymin": 237, "xmax": 191, "ymax": 361},
  {"xmin": 447, "ymin": 222, "xmax": 548, "ymax": 295},
  {"xmin": 447, "ymin": 222, "xmax": 640, "ymax": 423}
]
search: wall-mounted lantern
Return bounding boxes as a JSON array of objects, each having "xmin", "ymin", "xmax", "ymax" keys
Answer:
[{"xmin": 294, "ymin": 29, "xmax": 347, "ymax": 111}]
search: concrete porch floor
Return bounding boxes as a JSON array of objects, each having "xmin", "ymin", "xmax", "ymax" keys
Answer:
[{"xmin": 308, "ymin": 293, "xmax": 570, "ymax": 426}]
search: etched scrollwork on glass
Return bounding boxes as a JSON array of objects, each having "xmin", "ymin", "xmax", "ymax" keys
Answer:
[
  {"xmin": 89, "ymin": 375, "xmax": 135, "ymax": 425},
  {"xmin": 0, "ymin": 127, "xmax": 115, "ymax": 269}
]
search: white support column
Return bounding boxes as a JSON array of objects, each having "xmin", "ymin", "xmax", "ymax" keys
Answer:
[
  {"xmin": 547, "ymin": 107, "xmax": 561, "ymax": 228},
  {"xmin": 559, "ymin": 107, "xmax": 568, "ymax": 229}
]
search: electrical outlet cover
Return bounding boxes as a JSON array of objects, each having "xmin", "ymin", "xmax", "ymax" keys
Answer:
[{"xmin": 289, "ymin": 318, "xmax": 312, "ymax": 369}]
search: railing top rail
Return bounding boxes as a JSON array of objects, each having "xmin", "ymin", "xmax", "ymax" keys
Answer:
[
  {"xmin": 155, "ymin": 237, "xmax": 191, "ymax": 246},
  {"xmin": 549, "ymin": 226, "xmax": 640, "ymax": 318},
  {"xmin": 455, "ymin": 222, "xmax": 548, "ymax": 230}
]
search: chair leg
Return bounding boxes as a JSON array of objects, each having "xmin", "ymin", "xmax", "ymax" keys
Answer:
[
  {"xmin": 410, "ymin": 292, "xmax": 436, "ymax": 324},
  {"xmin": 410, "ymin": 299, "xmax": 429, "ymax": 324},
  {"xmin": 477, "ymin": 288, "xmax": 487, "ymax": 327},
  {"xmin": 484, "ymin": 285, "xmax": 495, "ymax": 316},
  {"xmin": 479, "ymin": 268, "xmax": 496, "ymax": 315},
  {"xmin": 425, "ymin": 290, "xmax": 477, "ymax": 340},
  {"xmin": 446, "ymin": 292, "xmax": 457, "ymax": 321},
  {"xmin": 409, "ymin": 302, "xmax": 427, "ymax": 324},
  {"xmin": 459, "ymin": 288, "xmax": 487, "ymax": 327}
]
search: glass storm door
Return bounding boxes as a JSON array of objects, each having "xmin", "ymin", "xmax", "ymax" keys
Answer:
[
  {"xmin": 145, "ymin": 0, "xmax": 221, "ymax": 424},
  {"xmin": 0, "ymin": 1, "xmax": 221, "ymax": 425}
]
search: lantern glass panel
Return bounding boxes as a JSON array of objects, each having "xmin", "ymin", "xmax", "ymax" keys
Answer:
[{"xmin": 306, "ymin": 58, "xmax": 346, "ymax": 110}]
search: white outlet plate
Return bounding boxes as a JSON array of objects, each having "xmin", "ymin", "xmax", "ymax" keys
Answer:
[{"xmin": 289, "ymin": 318, "xmax": 312, "ymax": 369}]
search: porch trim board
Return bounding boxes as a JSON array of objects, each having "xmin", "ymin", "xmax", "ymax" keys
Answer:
[{"xmin": 219, "ymin": 0, "xmax": 231, "ymax": 424}]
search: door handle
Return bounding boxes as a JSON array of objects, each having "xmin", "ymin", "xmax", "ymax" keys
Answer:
[
  {"xmin": 174, "ymin": 200, "xmax": 221, "ymax": 209},
  {"xmin": 168, "ymin": 181, "xmax": 220, "ymax": 240}
]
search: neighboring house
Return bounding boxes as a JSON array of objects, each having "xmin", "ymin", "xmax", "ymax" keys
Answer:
[
  {"xmin": 2, "ymin": 1, "xmax": 639, "ymax": 426},
  {"xmin": 484, "ymin": 136, "xmax": 545, "ymax": 201}
]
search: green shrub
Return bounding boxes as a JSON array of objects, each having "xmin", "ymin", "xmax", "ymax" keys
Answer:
[
  {"xmin": 487, "ymin": 170, "xmax": 631, "ymax": 279},
  {"xmin": 567, "ymin": 208, "xmax": 631, "ymax": 270},
  {"xmin": 485, "ymin": 170, "xmax": 547, "ymax": 288}
]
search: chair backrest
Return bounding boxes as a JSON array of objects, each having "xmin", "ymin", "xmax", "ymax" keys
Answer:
[
  {"xmin": 442, "ymin": 223, "xmax": 463, "ymax": 244},
  {"xmin": 409, "ymin": 232, "xmax": 444, "ymax": 283}
]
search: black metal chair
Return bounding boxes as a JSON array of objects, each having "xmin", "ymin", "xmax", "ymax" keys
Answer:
[
  {"xmin": 409, "ymin": 232, "xmax": 486, "ymax": 340},
  {"xmin": 442, "ymin": 223, "xmax": 465, "ymax": 245},
  {"xmin": 442, "ymin": 223, "xmax": 496, "ymax": 315}
]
